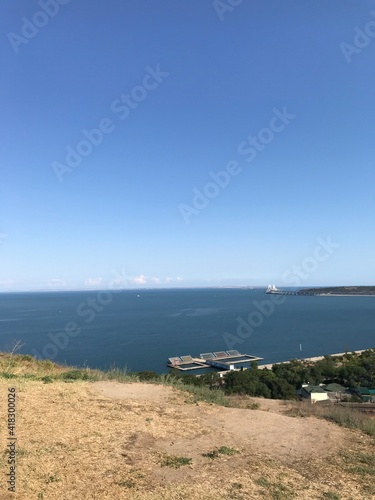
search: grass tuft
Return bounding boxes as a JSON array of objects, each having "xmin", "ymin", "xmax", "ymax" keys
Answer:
[
  {"xmin": 322, "ymin": 492, "xmax": 340, "ymax": 499},
  {"xmin": 202, "ymin": 446, "xmax": 238, "ymax": 459},
  {"xmin": 160, "ymin": 455, "xmax": 192, "ymax": 468},
  {"xmin": 116, "ymin": 479, "xmax": 136, "ymax": 488}
]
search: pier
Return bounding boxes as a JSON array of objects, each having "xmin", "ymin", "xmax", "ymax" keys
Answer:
[{"xmin": 167, "ymin": 350, "xmax": 263, "ymax": 372}]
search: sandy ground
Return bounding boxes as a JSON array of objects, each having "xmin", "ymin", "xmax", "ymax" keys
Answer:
[
  {"xmin": 93, "ymin": 381, "xmax": 178, "ymax": 403},
  {"xmin": 93, "ymin": 381, "xmax": 345, "ymax": 462},
  {"xmin": 1, "ymin": 379, "xmax": 373, "ymax": 500}
]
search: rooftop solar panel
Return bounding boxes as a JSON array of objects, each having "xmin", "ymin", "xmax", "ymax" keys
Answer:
[
  {"xmin": 227, "ymin": 350, "xmax": 240, "ymax": 356},
  {"xmin": 168, "ymin": 357, "xmax": 182, "ymax": 365},
  {"xmin": 180, "ymin": 355, "xmax": 193, "ymax": 362},
  {"xmin": 214, "ymin": 351, "xmax": 229, "ymax": 358}
]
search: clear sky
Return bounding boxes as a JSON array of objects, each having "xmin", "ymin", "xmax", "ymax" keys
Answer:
[{"xmin": 1, "ymin": 0, "xmax": 375, "ymax": 291}]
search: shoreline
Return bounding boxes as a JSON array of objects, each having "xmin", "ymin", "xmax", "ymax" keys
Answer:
[
  {"xmin": 258, "ymin": 349, "xmax": 373, "ymax": 370},
  {"xmin": 316, "ymin": 294, "xmax": 375, "ymax": 297}
]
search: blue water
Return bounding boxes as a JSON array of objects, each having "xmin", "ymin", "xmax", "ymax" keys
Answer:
[{"xmin": 0, "ymin": 288, "xmax": 374, "ymax": 373}]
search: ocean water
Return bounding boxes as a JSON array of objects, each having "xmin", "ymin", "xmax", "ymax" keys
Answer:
[{"xmin": 0, "ymin": 288, "xmax": 374, "ymax": 373}]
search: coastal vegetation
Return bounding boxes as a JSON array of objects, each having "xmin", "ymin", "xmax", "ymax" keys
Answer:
[
  {"xmin": 174, "ymin": 349, "xmax": 375, "ymax": 399},
  {"xmin": 270, "ymin": 349, "xmax": 375, "ymax": 388},
  {"xmin": 299, "ymin": 285, "xmax": 375, "ymax": 295},
  {"xmin": 1, "ymin": 349, "xmax": 374, "ymax": 403}
]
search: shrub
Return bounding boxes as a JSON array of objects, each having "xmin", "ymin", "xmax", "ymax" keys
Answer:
[
  {"xmin": 136, "ymin": 371, "xmax": 160, "ymax": 381},
  {"xmin": 61, "ymin": 370, "xmax": 94, "ymax": 381}
]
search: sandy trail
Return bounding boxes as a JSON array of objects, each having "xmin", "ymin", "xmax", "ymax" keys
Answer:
[{"xmin": 91, "ymin": 381, "xmax": 347, "ymax": 462}]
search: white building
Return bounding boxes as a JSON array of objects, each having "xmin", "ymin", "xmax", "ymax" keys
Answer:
[{"xmin": 299, "ymin": 384, "xmax": 329, "ymax": 403}]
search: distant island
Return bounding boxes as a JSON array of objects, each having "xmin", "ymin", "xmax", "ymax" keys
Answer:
[{"xmin": 299, "ymin": 286, "xmax": 375, "ymax": 296}]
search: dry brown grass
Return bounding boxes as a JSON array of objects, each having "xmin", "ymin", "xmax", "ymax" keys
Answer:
[
  {"xmin": 0, "ymin": 355, "xmax": 374, "ymax": 499},
  {"xmin": 286, "ymin": 400, "xmax": 375, "ymax": 437}
]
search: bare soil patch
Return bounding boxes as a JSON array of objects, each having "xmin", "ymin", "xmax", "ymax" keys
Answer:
[
  {"xmin": 1, "ymin": 379, "xmax": 373, "ymax": 500},
  {"xmin": 92, "ymin": 381, "xmax": 346, "ymax": 463},
  {"xmin": 93, "ymin": 381, "xmax": 178, "ymax": 403}
]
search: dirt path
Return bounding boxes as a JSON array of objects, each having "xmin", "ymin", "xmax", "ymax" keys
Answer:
[
  {"xmin": 91, "ymin": 381, "xmax": 347, "ymax": 463},
  {"xmin": 93, "ymin": 380, "xmax": 178, "ymax": 403}
]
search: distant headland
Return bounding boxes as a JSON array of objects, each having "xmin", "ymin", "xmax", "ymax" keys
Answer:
[
  {"xmin": 299, "ymin": 286, "xmax": 375, "ymax": 296},
  {"xmin": 266, "ymin": 285, "xmax": 375, "ymax": 296}
]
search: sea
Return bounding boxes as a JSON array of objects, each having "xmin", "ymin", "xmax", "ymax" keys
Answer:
[{"xmin": 0, "ymin": 288, "xmax": 374, "ymax": 373}]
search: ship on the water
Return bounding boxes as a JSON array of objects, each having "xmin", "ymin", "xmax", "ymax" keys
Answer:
[{"xmin": 266, "ymin": 284, "xmax": 280, "ymax": 294}]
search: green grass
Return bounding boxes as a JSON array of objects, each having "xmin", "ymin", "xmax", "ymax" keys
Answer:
[
  {"xmin": 326, "ymin": 450, "xmax": 375, "ymax": 497},
  {"xmin": 41, "ymin": 376, "xmax": 53, "ymax": 384},
  {"xmin": 255, "ymin": 477, "xmax": 296, "ymax": 499},
  {"xmin": 160, "ymin": 455, "xmax": 192, "ymax": 468},
  {"xmin": 202, "ymin": 446, "xmax": 238, "ymax": 459},
  {"xmin": 163, "ymin": 378, "xmax": 230, "ymax": 406},
  {"xmin": 60, "ymin": 369, "xmax": 99, "ymax": 381},
  {"xmin": 322, "ymin": 492, "xmax": 340, "ymax": 499},
  {"xmin": 0, "ymin": 354, "xmax": 138, "ymax": 385},
  {"xmin": 341, "ymin": 451, "xmax": 375, "ymax": 477},
  {"xmin": 0, "ymin": 372, "xmax": 17, "ymax": 379},
  {"xmin": 255, "ymin": 477, "xmax": 271, "ymax": 488}
]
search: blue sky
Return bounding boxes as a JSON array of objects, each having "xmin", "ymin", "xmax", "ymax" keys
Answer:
[{"xmin": 1, "ymin": 0, "xmax": 375, "ymax": 291}]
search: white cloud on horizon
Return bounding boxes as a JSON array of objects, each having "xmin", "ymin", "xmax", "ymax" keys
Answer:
[
  {"xmin": 132, "ymin": 274, "xmax": 148, "ymax": 285},
  {"xmin": 46, "ymin": 279, "xmax": 67, "ymax": 288},
  {"xmin": 107, "ymin": 272, "xmax": 185, "ymax": 289},
  {"xmin": 131, "ymin": 275, "xmax": 184, "ymax": 286},
  {"xmin": 0, "ymin": 275, "xmax": 186, "ymax": 293},
  {"xmin": 84, "ymin": 277, "xmax": 103, "ymax": 287}
]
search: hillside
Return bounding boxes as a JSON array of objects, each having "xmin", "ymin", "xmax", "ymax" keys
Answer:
[{"xmin": 0, "ymin": 354, "xmax": 374, "ymax": 499}]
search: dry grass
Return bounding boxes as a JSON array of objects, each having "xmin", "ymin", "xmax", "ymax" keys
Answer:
[
  {"xmin": 0, "ymin": 354, "xmax": 374, "ymax": 499},
  {"xmin": 286, "ymin": 400, "xmax": 375, "ymax": 437}
]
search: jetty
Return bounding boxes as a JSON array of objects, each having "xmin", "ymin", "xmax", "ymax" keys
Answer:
[{"xmin": 167, "ymin": 350, "xmax": 263, "ymax": 372}]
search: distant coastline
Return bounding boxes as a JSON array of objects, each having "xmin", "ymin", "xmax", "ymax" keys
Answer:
[
  {"xmin": 258, "ymin": 349, "xmax": 373, "ymax": 370},
  {"xmin": 299, "ymin": 286, "xmax": 375, "ymax": 296}
]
